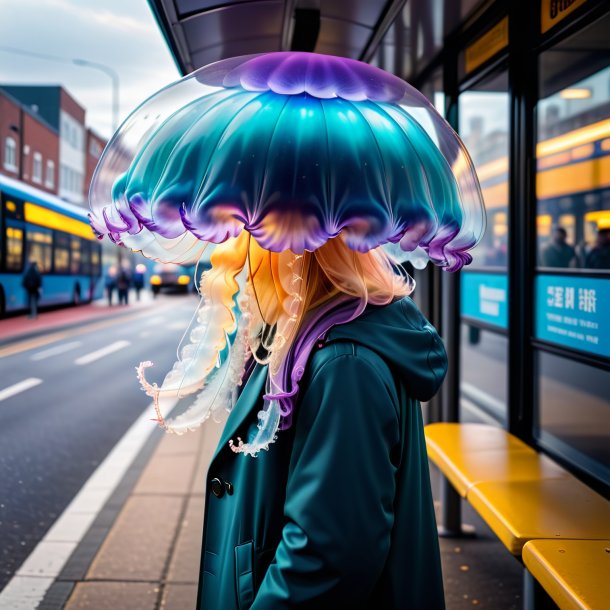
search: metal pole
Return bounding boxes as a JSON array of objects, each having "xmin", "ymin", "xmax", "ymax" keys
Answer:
[{"xmin": 72, "ymin": 59, "xmax": 120, "ymax": 131}]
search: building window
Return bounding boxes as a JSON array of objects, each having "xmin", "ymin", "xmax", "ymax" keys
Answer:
[
  {"xmin": 89, "ymin": 139, "xmax": 102, "ymax": 158},
  {"xmin": 4, "ymin": 137, "xmax": 17, "ymax": 171},
  {"xmin": 45, "ymin": 160, "xmax": 55, "ymax": 189},
  {"xmin": 32, "ymin": 152, "xmax": 43, "ymax": 184}
]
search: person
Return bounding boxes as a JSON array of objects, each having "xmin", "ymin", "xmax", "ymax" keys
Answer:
[
  {"xmin": 105, "ymin": 267, "xmax": 117, "ymax": 306},
  {"xmin": 541, "ymin": 227, "xmax": 576, "ymax": 267},
  {"xmin": 133, "ymin": 265, "xmax": 145, "ymax": 300},
  {"xmin": 116, "ymin": 266, "xmax": 131, "ymax": 305},
  {"xmin": 22, "ymin": 260, "xmax": 42, "ymax": 319},
  {"xmin": 585, "ymin": 227, "xmax": 610, "ymax": 269},
  {"xmin": 89, "ymin": 52, "xmax": 487, "ymax": 610}
]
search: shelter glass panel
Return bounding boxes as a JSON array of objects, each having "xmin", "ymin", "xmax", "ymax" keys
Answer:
[
  {"xmin": 536, "ymin": 12, "xmax": 610, "ymax": 271},
  {"xmin": 460, "ymin": 323, "xmax": 507, "ymax": 424},
  {"xmin": 537, "ymin": 351, "xmax": 610, "ymax": 485},
  {"xmin": 458, "ymin": 71, "xmax": 509, "ymax": 269}
]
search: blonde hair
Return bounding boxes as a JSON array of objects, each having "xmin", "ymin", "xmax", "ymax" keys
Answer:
[{"xmin": 137, "ymin": 233, "xmax": 413, "ymax": 454}]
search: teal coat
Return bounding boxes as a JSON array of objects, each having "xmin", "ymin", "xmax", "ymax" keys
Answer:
[{"xmin": 197, "ymin": 297, "xmax": 447, "ymax": 610}]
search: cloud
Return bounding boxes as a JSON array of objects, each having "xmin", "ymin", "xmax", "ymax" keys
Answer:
[{"xmin": 0, "ymin": 0, "xmax": 179, "ymax": 138}]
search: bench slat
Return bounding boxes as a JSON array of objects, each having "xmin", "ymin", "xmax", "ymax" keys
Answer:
[
  {"xmin": 523, "ymin": 539, "xmax": 610, "ymax": 610},
  {"xmin": 425, "ymin": 423, "xmax": 569, "ymax": 497},
  {"xmin": 468, "ymin": 479, "xmax": 610, "ymax": 555}
]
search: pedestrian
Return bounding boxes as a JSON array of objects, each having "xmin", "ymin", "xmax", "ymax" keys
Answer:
[
  {"xmin": 22, "ymin": 260, "xmax": 42, "ymax": 319},
  {"xmin": 90, "ymin": 52, "xmax": 487, "ymax": 610},
  {"xmin": 116, "ymin": 267, "xmax": 131, "ymax": 305},
  {"xmin": 133, "ymin": 265, "xmax": 145, "ymax": 301},
  {"xmin": 585, "ymin": 227, "xmax": 610, "ymax": 269},
  {"xmin": 541, "ymin": 227, "xmax": 576, "ymax": 267},
  {"xmin": 105, "ymin": 267, "xmax": 117, "ymax": 306}
]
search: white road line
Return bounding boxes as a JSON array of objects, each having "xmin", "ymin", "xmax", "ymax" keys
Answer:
[
  {"xmin": 0, "ymin": 378, "xmax": 42, "ymax": 403},
  {"xmin": 0, "ymin": 399, "xmax": 176, "ymax": 610},
  {"xmin": 30, "ymin": 341, "xmax": 82, "ymax": 362},
  {"xmin": 145, "ymin": 315, "xmax": 165, "ymax": 326},
  {"xmin": 74, "ymin": 340, "xmax": 131, "ymax": 366}
]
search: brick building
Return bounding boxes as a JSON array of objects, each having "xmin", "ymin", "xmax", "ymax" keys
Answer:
[
  {"xmin": 0, "ymin": 85, "xmax": 105, "ymax": 207},
  {"xmin": 0, "ymin": 89, "xmax": 60, "ymax": 196},
  {"xmin": 84, "ymin": 128, "xmax": 107, "ymax": 201}
]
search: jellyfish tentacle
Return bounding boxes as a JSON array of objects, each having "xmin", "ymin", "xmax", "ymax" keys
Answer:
[{"xmin": 136, "ymin": 232, "xmax": 250, "ymax": 432}]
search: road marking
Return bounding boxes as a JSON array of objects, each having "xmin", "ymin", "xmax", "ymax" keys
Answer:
[
  {"xmin": 0, "ymin": 378, "xmax": 43, "ymax": 403},
  {"xmin": 30, "ymin": 340, "xmax": 82, "ymax": 361},
  {"xmin": 0, "ymin": 310, "xmax": 148, "ymax": 360},
  {"xmin": 0, "ymin": 399, "xmax": 176, "ymax": 610},
  {"xmin": 74, "ymin": 340, "xmax": 131, "ymax": 365},
  {"xmin": 145, "ymin": 315, "xmax": 165, "ymax": 326}
]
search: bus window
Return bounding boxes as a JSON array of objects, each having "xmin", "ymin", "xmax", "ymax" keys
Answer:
[
  {"xmin": 90, "ymin": 244, "xmax": 101, "ymax": 276},
  {"xmin": 70, "ymin": 236, "xmax": 81, "ymax": 274},
  {"xmin": 80, "ymin": 241, "xmax": 91, "ymax": 275},
  {"xmin": 26, "ymin": 229, "xmax": 52, "ymax": 273},
  {"xmin": 54, "ymin": 232, "xmax": 70, "ymax": 274},
  {"xmin": 2, "ymin": 194, "xmax": 24, "ymax": 221},
  {"xmin": 5, "ymin": 226, "xmax": 24, "ymax": 272}
]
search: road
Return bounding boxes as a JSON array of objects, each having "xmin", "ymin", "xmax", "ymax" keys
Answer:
[{"xmin": 0, "ymin": 295, "xmax": 197, "ymax": 591}]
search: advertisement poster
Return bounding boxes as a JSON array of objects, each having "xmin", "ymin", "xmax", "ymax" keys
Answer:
[
  {"xmin": 461, "ymin": 272, "xmax": 508, "ymax": 329},
  {"xmin": 535, "ymin": 274, "xmax": 610, "ymax": 359}
]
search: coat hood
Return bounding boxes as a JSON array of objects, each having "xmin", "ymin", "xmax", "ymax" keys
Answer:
[{"xmin": 325, "ymin": 297, "xmax": 447, "ymax": 402}]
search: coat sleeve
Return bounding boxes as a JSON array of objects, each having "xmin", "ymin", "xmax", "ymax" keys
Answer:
[{"xmin": 251, "ymin": 350, "xmax": 400, "ymax": 609}]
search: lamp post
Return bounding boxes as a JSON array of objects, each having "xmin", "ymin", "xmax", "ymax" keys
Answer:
[{"xmin": 72, "ymin": 58, "xmax": 120, "ymax": 132}]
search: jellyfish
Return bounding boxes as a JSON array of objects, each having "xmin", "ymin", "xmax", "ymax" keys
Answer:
[{"xmin": 89, "ymin": 52, "xmax": 485, "ymax": 456}]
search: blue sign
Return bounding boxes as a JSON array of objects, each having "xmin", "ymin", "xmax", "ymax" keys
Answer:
[
  {"xmin": 536, "ymin": 275, "xmax": 610, "ymax": 359},
  {"xmin": 461, "ymin": 272, "xmax": 508, "ymax": 329}
]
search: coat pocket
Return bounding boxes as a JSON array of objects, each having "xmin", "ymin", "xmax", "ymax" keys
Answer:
[{"xmin": 234, "ymin": 541, "xmax": 254, "ymax": 610}]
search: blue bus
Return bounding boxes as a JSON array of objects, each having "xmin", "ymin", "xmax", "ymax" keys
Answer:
[{"xmin": 0, "ymin": 174, "xmax": 102, "ymax": 316}]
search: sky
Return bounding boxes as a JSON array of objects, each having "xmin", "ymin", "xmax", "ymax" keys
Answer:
[{"xmin": 0, "ymin": 0, "xmax": 180, "ymax": 139}]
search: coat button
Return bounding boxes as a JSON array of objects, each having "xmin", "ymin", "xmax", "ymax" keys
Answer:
[
  {"xmin": 210, "ymin": 477, "xmax": 225, "ymax": 498},
  {"xmin": 225, "ymin": 481, "xmax": 234, "ymax": 495}
]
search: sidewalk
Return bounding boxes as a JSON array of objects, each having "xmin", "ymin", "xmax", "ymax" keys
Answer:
[
  {"xmin": 0, "ymin": 290, "xmax": 156, "ymax": 344},
  {"xmin": 47, "ymin": 420, "xmax": 223, "ymax": 610},
  {"xmin": 36, "ymin": 419, "xmax": 523, "ymax": 610}
]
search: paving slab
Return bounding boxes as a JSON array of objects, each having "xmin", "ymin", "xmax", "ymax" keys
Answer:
[
  {"xmin": 64, "ymin": 582, "xmax": 159, "ymax": 610},
  {"xmin": 166, "ymin": 497, "xmax": 204, "ymax": 584},
  {"xmin": 87, "ymin": 495, "xmax": 183, "ymax": 582},
  {"xmin": 133, "ymin": 454, "xmax": 198, "ymax": 496},
  {"xmin": 160, "ymin": 583, "xmax": 198, "ymax": 609}
]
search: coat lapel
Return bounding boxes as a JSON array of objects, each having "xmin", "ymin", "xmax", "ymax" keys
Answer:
[{"xmin": 212, "ymin": 363, "xmax": 268, "ymax": 463}]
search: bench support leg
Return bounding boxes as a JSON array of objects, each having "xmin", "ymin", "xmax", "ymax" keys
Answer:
[
  {"xmin": 438, "ymin": 476, "xmax": 475, "ymax": 537},
  {"xmin": 523, "ymin": 568, "xmax": 558, "ymax": 610}
]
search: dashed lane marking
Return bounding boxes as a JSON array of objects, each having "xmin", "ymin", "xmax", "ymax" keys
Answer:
[
  {"xmin": 74, "ymin": 340, "xmax": 131, "ymax": 365},
  {"xmin": 0, "ymin": 311, "xmax": 148, "ymax": 360},
  {"xmin": 30, "ymin": 340, "xmax": 83, "ymax": 361},
  {"xmin": 0, "ymin": 378, "xmax": 43, "ymax": 403}
]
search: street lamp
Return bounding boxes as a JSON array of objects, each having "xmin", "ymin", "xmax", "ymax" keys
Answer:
[{"xmin": 72, "ymin": 58, "xmax": 120, "ymax": 132}]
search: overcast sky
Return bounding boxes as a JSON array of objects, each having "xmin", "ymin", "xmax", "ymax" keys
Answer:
[{"xmin": 0, "ymin": 0, "xmax": 180, "ymax": 139}]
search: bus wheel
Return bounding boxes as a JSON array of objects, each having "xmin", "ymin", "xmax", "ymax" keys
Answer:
[{"xmin": 73, "ymin": 283, "xmax": 82, "ymax": 306}]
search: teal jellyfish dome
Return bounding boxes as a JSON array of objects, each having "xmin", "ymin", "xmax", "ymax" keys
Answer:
[{"xmin": 89, "ymin": 52, "xmax": 485, "ymax": 271}]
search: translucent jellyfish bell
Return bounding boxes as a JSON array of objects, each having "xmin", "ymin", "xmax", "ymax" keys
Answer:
[{"xmin": 89, "ymin": 52, "xmax": 485, "ymax": 271}]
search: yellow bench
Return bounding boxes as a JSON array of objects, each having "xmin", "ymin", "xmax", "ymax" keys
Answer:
[
  {"xmin": 523, "ymin": 539, "xmax": 610, "ymax": 610},
  {"xmin": 425, "ymin": 423, "xmax": 610, "ymax": 608}
]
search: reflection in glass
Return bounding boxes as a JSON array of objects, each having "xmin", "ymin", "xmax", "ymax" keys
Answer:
[
  {"xmin": 537, "ymin": 13, "xmax": 610, "ymax": 270},
  {"xmin": 537, "ymin": 351, "xmax": 610, "ymax": 483},
  {"xmin": 460, "ymin": 323, "xmax": 507, "ymax": 423},
  {"xmin": 458, "ymin": 71, "xmax": 509, "ymax": 267}
]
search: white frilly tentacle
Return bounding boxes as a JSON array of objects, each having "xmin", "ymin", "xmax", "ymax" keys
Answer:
[{"xmin": 228, "ymin": 397, "xmax": 281, "ymax": 457}]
